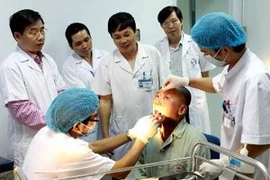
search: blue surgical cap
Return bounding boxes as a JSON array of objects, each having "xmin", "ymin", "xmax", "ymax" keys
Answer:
[
  {"xmin": 191, "ymin": 12, "xmax": 246, "ymax": 50},
  {"xmin": 45, "ymin": 88, "xmax": 99, "ymax": 133}
]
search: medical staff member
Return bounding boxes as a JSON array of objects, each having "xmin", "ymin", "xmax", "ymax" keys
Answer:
[
  {"xmin": 0, "ymin": 9, "xmax": 66, "ymax": 166},
  {"xmin": 62, "ymin": 22, "xmax": 108, "ymax": 142},
  {"xmin": 162, "ymin": 12, "xmax": 270, "ymax": 179},
  {"xmin": 22, "ymin": 88, "xmax": 159, "ymax": 180},
  {"xmin": 155, "ymin": 6, "xmax": 215, "ymax": 133},
  {"xmin": 62, "ymin": 22, "xmax": 108, "ymax": 90},
  {"xmin": 91, "ymin": 12, "xmax": 170, "ymax": 161}
]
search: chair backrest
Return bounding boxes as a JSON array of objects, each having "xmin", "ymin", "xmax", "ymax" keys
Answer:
[{"xmin": 203, "ymin": 133, "xmax": 220, "ymax": 159}]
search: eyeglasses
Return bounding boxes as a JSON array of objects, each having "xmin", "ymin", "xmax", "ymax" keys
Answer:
[
  {"xmin": 162, "ymin": 19, "xmax": 179, "ymax": 28},
  {"xmin": 81, "ymin": 113, "xmax": 99, "ymax": 125},
  {"xmin": 24, "ymin": 27, "xmax": 48, "ymax": 38}
]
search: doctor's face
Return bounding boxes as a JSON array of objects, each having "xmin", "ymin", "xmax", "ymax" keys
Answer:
[
  {"xmin": 77, "ymin": 111, "xmax": 99, "ymax": 137},
  {"xmin": 111, "ymin": 27, "xmax": 137, "ymax": 56},
  {"xmin": 161, "ymin": 11, "xmax": 182, "ymax": 39},
  {"xmin": 14, "ymin": 20, "xmax": 45, "ymax": 53},
  {"xmin": 71, "ymin": 29, "xmax": 92, "ymax": 59},
  {"xmin": 153, "ymin": 89, "xmax": 186, "ymax": 123}
]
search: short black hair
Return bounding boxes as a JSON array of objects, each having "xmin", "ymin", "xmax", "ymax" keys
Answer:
[
  {"xmin": 65, "ymin": 22, "xmax": 91, "ymax": 47},
  {"xmin": 177, "ymin": 86, "xmax": 191, "ymax": 124},
  {"xmin": 157, "ymin": 6, "xmax": 183, "ymax": 24},
  {"xmin": 9, "ymin": 9, "xmax": 44, "ymax": 37},
  {"xmin": 214, "ymin": 43, "xmax": 246, "ymax": 53},
  {"xmin": 108, "ymin": 12, "xmax": 136, "ymax": 36},
  {"xmin": 233, "ymin": 43, "xmax": 246, "ymax": 52},
  {"xmin": 177, "ymin": 86, "xmax": 191, "ymax": 107}
]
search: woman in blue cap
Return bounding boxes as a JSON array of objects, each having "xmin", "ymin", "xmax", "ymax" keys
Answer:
[
  {"xmin": 162, "ymin": 12, "xmax": 270, "ymax": 179},
  {"xmin": 21, "ymin": 88, "xmax": 159, "ymax": 180}
]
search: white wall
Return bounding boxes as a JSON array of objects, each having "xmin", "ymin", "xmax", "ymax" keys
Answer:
[
  {"xmin": 244, "ymin": 0, "xmax": 270, "ymax": 64},
  {"xmin": 0, "ymin": 0, "xmax": 175, "ymax": 158},
  {"xmin": 177, "ymin": 0, "xmax": 191, "ymax": 33}
]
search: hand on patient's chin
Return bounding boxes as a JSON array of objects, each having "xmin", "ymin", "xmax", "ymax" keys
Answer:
[
  {"xmin": 151, "ymin": 111, "xmax": 164, "ymax": 123},
  {"xmin": 155, "ymin": 115, "xmax": 165, "ymax": 124},
  {"xmin": 155, "ymin": 116, "xmax": 165, "ymax": 123}
]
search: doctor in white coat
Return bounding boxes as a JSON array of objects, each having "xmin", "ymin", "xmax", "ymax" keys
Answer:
[
  {"xmin": 162, "ymin": 12, "xmax": 270, "ymax": 180},
  {"xmin": 0, "ymin": 9, "xmax": 66, "ymax": 166},
  {"xmin": 62, "ymin": 23, "xmax": 108, "ymax": 142},
  {"xmin": 155, "ymin": 6, "xmax": 215, "ymax": 133},
  {"xmin": 62, "ymin": 23, "xmax": 108, "ymax": 90},
  {"xmin": 92, "ymin": 12, "xmax": 170, "ymax": 161},
  {"xmin": 22, "ymin": 88, "xmax": 160, "ymax": 180}
]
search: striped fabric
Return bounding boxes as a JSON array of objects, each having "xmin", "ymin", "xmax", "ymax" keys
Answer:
[{"xmin": 7, "ymin": 100, "xmax": 45, "ymax": 129}]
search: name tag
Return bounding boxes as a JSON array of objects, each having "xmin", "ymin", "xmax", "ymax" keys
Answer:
[
  {"xmin": 138, "ymin": 78, "xmax": 152, "ymax": 89},
  {"xmin": 138, "ymin": 70, "xmax": 153, "ymax": 90},
  {"xmin": 223, "ymin": 113, "xmax": 235, "ymax": 128}
]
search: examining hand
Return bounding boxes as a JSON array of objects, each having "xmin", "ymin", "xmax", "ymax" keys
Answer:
[
  {"xmin": 162, "ymin": 74, "xmax": 189, "ymax": 91},
  {"xmin": 199, "ymin": 156, "xmax": 228, "ymax": 180},
  {"xmin": 128, "ymin": 115, "xmax": 159, "ymax": 144}
]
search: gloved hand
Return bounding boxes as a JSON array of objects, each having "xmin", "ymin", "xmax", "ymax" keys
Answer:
[
  {"xmin": 162, "ymin": 74, "xmax": 189, "ymax": 91},
  {"xmin": 199, "ymin": 156, "xmax": 229, "ymax": 180},
  {"xmin": 128, "ymin": 115, "xmax": 159, "ymax": 144}
]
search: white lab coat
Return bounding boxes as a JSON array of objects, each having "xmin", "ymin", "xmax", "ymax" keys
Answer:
[
  {"xmin": 155, "ymin": 34, "xmax": 215, "ymax": 133},
  {"xmin": 0, "ymin": 46, "xmax": 66, "ymax": 166},
  {"xmin": 62, "ymin": 49, "xmax": 108, "ymax": 142},
  {"xmin": 62, "ymin": 49, "xmax": 108, "ymax": 89},
  {"xmin": 92, "ymin": 43, "xmax": 170, "ymax": 160},
  {"xmin": 213, "ymin": 48, "xmax": 270, "ymax": 179},
  {"xmin": 22, "ymin": 126, "xmax": 115, "ymax": 180}
]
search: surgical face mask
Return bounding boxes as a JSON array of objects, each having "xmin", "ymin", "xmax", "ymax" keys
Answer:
[
  {"xmin": 204, "ymin": 48, "xmax": 228, "ymax": 67},
  {"xmin": 78, "ymin": 122, "xmax": 96, "ymax": 137}
]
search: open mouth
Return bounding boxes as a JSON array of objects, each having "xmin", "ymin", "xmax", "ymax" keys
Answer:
[
  {"xmin": 153, "ymin": 109, "xmax": 160, "ymax": 116},
  {"xmin": 120, "ymin": 44, "xmax": 129, "ymax": 49},
  {"xmin": 152, "ymin": 109, "xmax": 165, "ymax": 122}
]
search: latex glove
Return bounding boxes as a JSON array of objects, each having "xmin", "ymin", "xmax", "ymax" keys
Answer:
[
  {"xmin": 199, "ymin": 156, "xmax": 229, "ymax": 180},
  {"xmin": 128, "ymin": 115, "xmax": 159, "ymax": 144},
  {"xmin": 128, "ymin": 115, "xmax": 156, "ymax": 140},
  {"xmin": 162, "ymin": 74, "xmax": 189, "ymax": 91}
]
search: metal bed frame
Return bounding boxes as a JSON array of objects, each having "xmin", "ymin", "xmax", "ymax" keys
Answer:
[{"xmin": 49, "ymin": 141, "xmax": 270, "ymax": 179}]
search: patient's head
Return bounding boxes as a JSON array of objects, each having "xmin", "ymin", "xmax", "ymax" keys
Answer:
[{"xmin": 153, "ymin": 87, "xmax": 191, "ymax": 123}]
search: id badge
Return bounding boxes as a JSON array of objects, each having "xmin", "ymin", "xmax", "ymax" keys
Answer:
[
  {"xmin": 138, "ymin": 78, "xmax": 153, "ymax": 89},
  {"xmin": 222, "ymin": 112, "xmax": 235, "ymax": 128}
]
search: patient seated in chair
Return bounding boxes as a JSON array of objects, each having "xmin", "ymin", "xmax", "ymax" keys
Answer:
[{"xmin": 131, "ymin": 87, "xmax": 210, "ymax": 179}]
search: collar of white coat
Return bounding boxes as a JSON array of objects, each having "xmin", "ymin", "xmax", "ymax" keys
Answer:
[
  {"xmin": 113, "ymin": 42, "xmax": 148, "ymax": 63},
  {"xmin": 160, "ymin": 32, "xmax": 192, "ymax": 60},
  {"xmin": 224, "ymin": 48, "xmax": 251, "ymax": 81},
  {"xmin": 169, "ymin": 32, "xmax": 185, "ymax": 49},
  {"xmin": 161, "ymin": 31, "xmax": 191, "ymax": 47},
  {"xmin": 16, "ymin": 45, "xmax": 46, "ymax": 63},
  {"xmin": 73, "ymin": 49, "xmax": 104, "ymax": 61},
  {"xmin": 73, "ymin": 49, "xmax": 104, "ymax": 70}
]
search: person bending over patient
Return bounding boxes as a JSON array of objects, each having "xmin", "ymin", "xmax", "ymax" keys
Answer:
[{"xmin": 22, "ymin": 88, "xmax": 159, "ymax": 180}]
